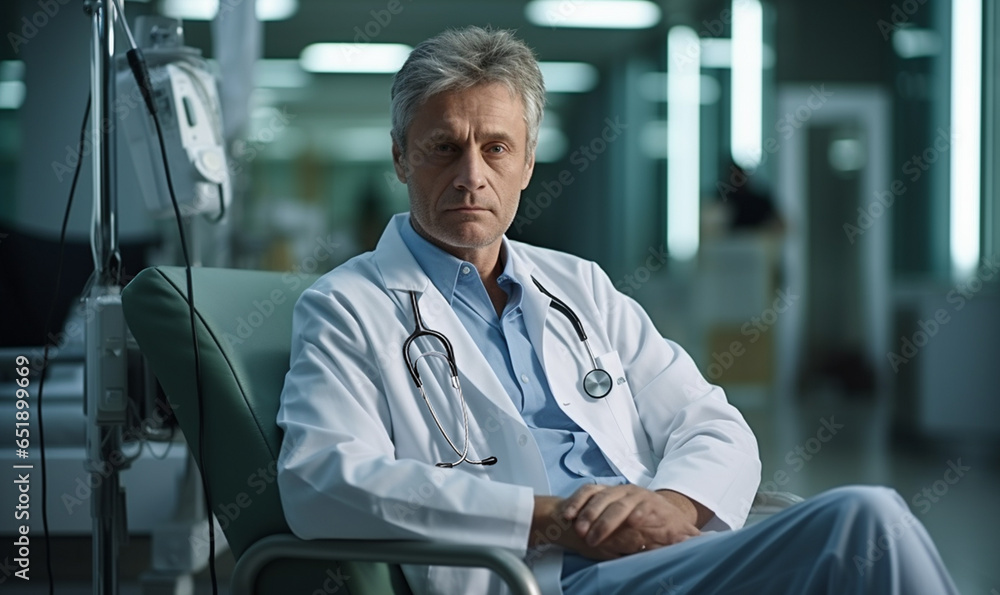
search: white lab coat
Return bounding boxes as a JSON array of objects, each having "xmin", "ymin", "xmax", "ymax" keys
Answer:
[{"xmin": 277, "ymin": 214, "xmax": 761, "ymax": 595}]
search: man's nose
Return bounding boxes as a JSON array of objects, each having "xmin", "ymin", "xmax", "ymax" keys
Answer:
[{"xmin": 453, "ymin": 150, "xmax": 487, "ymax": 192}]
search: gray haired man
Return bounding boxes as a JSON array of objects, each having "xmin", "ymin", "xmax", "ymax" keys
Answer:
[{"xmin": 277, "ymin": 26, "xmax": 959, "ymax": 595}]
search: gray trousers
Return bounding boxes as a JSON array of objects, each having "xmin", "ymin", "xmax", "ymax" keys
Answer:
[{"xmin": 561, "ymin": 486, "xmax": 958, "ymax": 594}]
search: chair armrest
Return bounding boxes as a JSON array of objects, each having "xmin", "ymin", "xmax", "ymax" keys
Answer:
[{"xmin": 232, "ymin": 534, "xmax": 542, "ymax": 595}]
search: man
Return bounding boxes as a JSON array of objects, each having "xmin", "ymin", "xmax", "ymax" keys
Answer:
[{"xmin": 277, "ymin": 26, "xmax": 957, "ymax": 595}]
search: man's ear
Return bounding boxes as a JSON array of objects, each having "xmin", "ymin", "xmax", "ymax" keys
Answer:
[
  {"xmin": 521, "ymin": 147, "xmax": 536, "ymax": 190},
  {"xmin": 392, "ymin": 141, "xmax": 408, "ymax": 184}
]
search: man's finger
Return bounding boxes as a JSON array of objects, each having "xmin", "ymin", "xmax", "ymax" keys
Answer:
[
  {"xmin": 574, "ymin": 487, "xmax": 645, "ymax": 542},
  {"xmin": 584, "ymin": 499, "xmax": 640, "ymax": 546},
  {"xmin": 561, "ymin": 483, "xmax": 606, "ymax": 520}
]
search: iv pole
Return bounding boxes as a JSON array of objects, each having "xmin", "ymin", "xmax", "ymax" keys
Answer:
[
  {"xmin": 77, "ymin": 2, "xmax": 233, "ymax": 591},
  {"xmin": 83, "ymin": 1, "xmax": 129, "ymax": 593}
]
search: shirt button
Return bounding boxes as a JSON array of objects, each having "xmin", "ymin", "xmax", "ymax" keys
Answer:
[
  {"xmin": 518, "ymin": 435, "xmax": 528, "ymax": 447},
  {"xmin": 461, "ymin": 266, "xmax": 471, "ymax": 275},
  {"xmin": 520, "ymin": 373, "xmax": 530, "ymax": 384}
]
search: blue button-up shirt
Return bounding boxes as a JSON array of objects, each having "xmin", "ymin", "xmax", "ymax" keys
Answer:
[{"xmin": 400, "ymin": 219, "xmax": 626, "ymax": 576}]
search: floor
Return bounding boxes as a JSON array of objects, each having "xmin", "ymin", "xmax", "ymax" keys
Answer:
[{"xmin": 12, "ymin": 389, "xmax": 1000, "ymax": 595}]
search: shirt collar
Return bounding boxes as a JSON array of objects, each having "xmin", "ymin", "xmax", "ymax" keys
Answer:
[{"xmin": 398, "ymin": 214, "xmax": 524, "ymax": 304}]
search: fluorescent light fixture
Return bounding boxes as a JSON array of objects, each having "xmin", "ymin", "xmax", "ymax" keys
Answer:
[
  {"xmin": 667, "ymin": 26, "xmax": 700, "ymax": 261},
  {"xmin": 0, "ymin": 81, "xmax": 25, "ymax": 109},
  {"xmin": 255, "ymin": 59, "xmax": 310, "ymax": 88},
  {"xmin": 730, "ymin": 0, "xmax": 763, "ymax": 170},
  {"xmin": 160, "ymin": 0, "xmax": 298, "ymax": 21},
  {"xmin": 950, "ymin": 0, "xmax": 982, "ymax": 276},
  {"xmin": 525, "ymin": 0, "xmax": 661, "ymax": 29},
  {"xmin": 539, "ymin": 62, "xmax": 599, "ymax": 93},
  {"xmin": 699, "ymin": 38, "xmax": 774, "ymax": 69},
  {"xmin": 160, "ymin": 0, "xmax": 214, "ymax": 20},
  {"xmin": 257, "ymin": 0, "xmax": 298, "ymax": 21},
  {"xmin": 300, "ymin": 43, "xmax": 412, "ymax": 74},
  {"xmin": 640, "ymin": 72, "xmax": 720, "ymax": 105},
  {"xmin": 892, "ymin": 28, "xmax": 942, "ymax": 58}
]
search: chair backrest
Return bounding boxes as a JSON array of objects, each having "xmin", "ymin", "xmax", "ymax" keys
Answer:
[{"xmin": 122, "ymin": 265, "xmax": 318, "ymax": 558}]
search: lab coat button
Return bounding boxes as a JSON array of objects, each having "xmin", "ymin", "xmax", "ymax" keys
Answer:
[
  {"xmin": 617, "ymin": 377, "xmax": 626, "ymax": 385},
  {"xmin": 520, "ymin": 373, "xmax": 529, "ymax": 383},
  {"xmin": 518, "ymin": 434, "xmax": 528, "ymax": 447}
]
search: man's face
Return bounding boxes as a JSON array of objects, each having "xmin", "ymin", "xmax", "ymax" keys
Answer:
[{"xmin": 392, "ymin": 83, "xmax": 535, "ymax": 258}]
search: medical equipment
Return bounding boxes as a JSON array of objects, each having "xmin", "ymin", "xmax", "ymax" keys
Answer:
[
  {"xmin": 117, "ymin": 16, "xmax": 231, "ymax": 221},
  {"xmin": 404, "ymin": 290, "xmax": 499, "ymax": 468},
  {"xmin": 62, "ymin": 3, "xmax": 231, "ymax": 592},
  {"xmin": 530, "ymin": 278, "xmax": 614, "ymax": 399},
  {"xmin": 403, "ymin": 277, "xmax": 614, "ymax": 468}
]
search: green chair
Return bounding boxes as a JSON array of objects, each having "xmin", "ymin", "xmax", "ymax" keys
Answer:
[
  {"xmin": 122, "ymin": 265, "xmax": 801, "ymax": 594},
  {"xmin": 121, "ymin": 266, "xmax": 541, "ymax": 595}
]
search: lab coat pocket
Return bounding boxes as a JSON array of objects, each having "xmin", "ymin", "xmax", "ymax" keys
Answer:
[{"xmin": 593, "ymin": 351, "xmax": 650, "ymax": 458}]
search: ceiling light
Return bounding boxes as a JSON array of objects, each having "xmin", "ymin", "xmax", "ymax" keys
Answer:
[
  {"xmin": 950, "ymin": 0, "xmax": 982, "ymax": 277},
  {"xmin": 539, "ymin": 62, "xmax": 599, "ymax": 93},
  {"xmin": 730, "ymin": 0, "xmax": 763, "ymax": 170},
  {"xmin": 300, "ymin": 43, "xmax": 412, "ymax": 74},
  {"xmin": 0, "ymin": 81, "xmax": 25, "ymax": 109},
  {"xmin": 256, "ymin": 0, "xmax": 298, "ymax": 21},
  {"xmin": 699, "ymin": 38, "xmax": 774, "ymax": 69},
  {"xmin": 639, "ymin": 72, "xmax": 721, "ymax": 105},
  {"xmin": 160, "ymin": 0, "xmax": 298, "ymax": 21},
  {"xmin": 525, "ymin": 0, "xmax": 661, "ymax": 29},
  {"xmin": 667, "ymin": 26, "xmax": 701, "ymax": 261}
]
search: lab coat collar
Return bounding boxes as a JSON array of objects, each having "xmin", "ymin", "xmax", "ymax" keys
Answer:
[{"xmin": 373, "ymin": 213, "xmax": 432, "ymax": 293}]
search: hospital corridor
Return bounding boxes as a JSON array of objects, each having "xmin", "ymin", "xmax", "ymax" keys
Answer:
[{"xmin": 1, "ymin": 0, "xmax": 998, "ymax": 594}]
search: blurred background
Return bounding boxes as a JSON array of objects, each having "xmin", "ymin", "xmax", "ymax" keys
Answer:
[{"xmin": 0, "ymin": 0, "xmax": 997, "ymax": 593}]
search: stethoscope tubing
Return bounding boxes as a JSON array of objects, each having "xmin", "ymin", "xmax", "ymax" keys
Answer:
[{"xmin": 402, "ymin": 275, "xmax": 614, "ymax": 467}]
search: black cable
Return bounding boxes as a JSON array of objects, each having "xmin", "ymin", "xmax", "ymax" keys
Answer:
[
  {"xmin": 125, "ymin": 46, "xmax": 218, "ymax": 594},
  {"xmin": 35, "ymin": 94, "xmax": 92, "ymax": 595},
  {"xmin": 205, "ymin": 182, "xmax": 226, "ymax": 224},
  {"xmin": 142, "ymin": 425, "xmax": 177, "ymax": 460}
]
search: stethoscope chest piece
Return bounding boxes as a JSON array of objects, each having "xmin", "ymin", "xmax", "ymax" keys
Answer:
[
  {"xmin": 583, "ymin": 368, "xmax": 613, "ymax": 398},
  {"xmin": 531, "ymin": 276, "xmax": 615, "ymax": 400}
]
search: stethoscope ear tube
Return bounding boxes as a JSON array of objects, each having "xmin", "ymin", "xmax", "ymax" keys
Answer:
[
  {"xmin": 406, "ymin": 290, "xmax": 498, "ymax": 467},
  {"xmin": 532, "ymin": 277, "xmax": 613, "ymax": 399}
]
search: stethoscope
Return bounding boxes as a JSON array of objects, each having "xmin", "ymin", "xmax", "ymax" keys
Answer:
[{"xmin": 402, "ymin": 276, "xmax": 613, "ymax": 468}]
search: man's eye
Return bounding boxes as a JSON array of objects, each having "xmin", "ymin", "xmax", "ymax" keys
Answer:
[
  {"xmin": 434, "ymin": 144, "xmax": 455, "ymax": 153},
  {"xmin": 487, "ymin": 145, "xmax": 507, "ymax": 154}
]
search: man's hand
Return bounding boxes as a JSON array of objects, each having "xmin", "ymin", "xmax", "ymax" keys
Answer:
[{"xmin": 530, "ymin": 485, "xmax": 710, "ymax": 560}]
